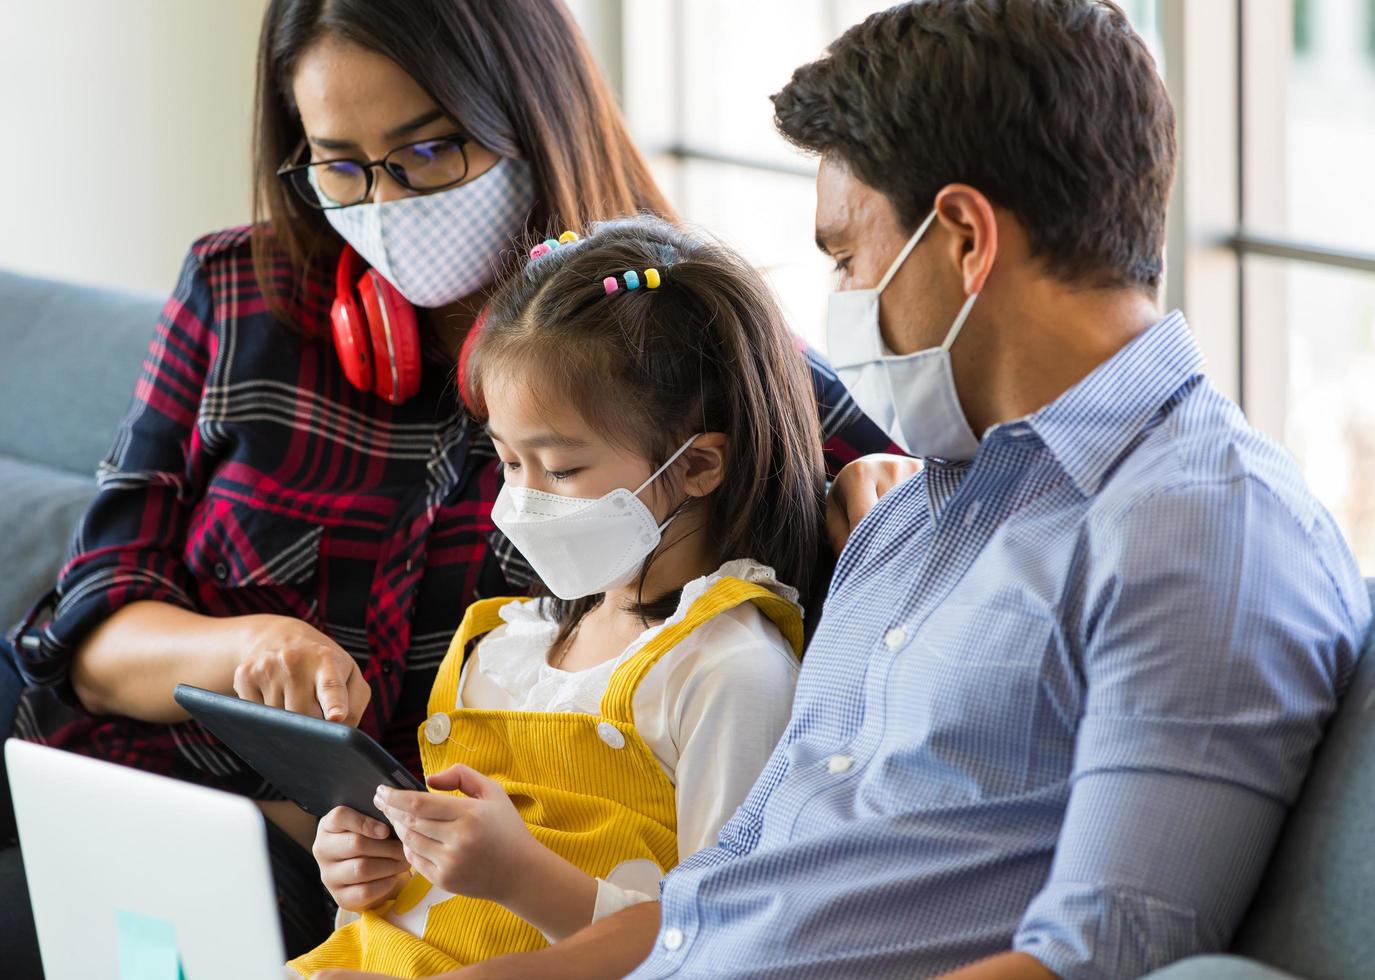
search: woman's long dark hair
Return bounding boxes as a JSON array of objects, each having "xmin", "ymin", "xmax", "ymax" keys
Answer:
[
  {"xmin": 465, "ymin": 216, "xmax": 826, "ymax": 643},
  {"xmin": 251, "ymin": 0, "xmax": 673, "ymax": 322}
]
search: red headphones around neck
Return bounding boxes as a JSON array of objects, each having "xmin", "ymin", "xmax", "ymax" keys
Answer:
[{"xmin": 330, "ymin": 244, "xmax": 422, "ymax": 405}]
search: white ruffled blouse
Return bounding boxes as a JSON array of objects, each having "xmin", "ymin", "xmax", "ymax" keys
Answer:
[{"xmin": 456, "ymin": 559, "xmax": 803, "ymax": 922}]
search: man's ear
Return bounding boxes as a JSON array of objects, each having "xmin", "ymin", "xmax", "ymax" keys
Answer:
[
  {"xmin": 680, "ymin": 433, "xmax": 729, "ymax": 498},
  {"xmin": 933, "ymin": 184, "xmax": 999, "ymax": 296}
]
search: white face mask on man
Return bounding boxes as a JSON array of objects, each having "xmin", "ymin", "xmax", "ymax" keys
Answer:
[
  {"xmin": 826, "ymin": 209, "xmax": 982, "ymax": 461},
  {"xmin": 489, "ymin": 436, "xmax": 700, "ymax": 601},
  {"xmin": 323, "ymin": 157, "xmax": 535, "ymax": 308}
]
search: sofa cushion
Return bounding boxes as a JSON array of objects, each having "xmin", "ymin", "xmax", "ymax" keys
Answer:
[
  {"xmin": 0, "ymin": 456, "xmax": 97, "ymax": 633},
  {"xmin": 0, "ymin": 268, "xmax": 161, "ymax": 477},
  {"xmin": 1228, "ymin": 580, "xmax": 1375, "ymax": 979},
  {"xmin": 1146, "ymin": 955, "xmax": 1301, "ymax": 979}
]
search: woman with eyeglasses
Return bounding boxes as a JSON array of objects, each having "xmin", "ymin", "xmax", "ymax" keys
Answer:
[{"xmin": 0, "ymin": 0, "xmax": 905, "ymax": 973}]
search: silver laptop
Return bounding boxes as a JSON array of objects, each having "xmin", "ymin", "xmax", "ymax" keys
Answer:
[{"xmin": 6, "ymin": 739, "xmax": 288, "ymax": 979}]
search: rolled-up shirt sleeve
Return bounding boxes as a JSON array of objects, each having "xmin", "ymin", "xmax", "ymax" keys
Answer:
[
  {"xmin": 12, "ymin": 249, "xmax": 214, "ymax": 690},
  {"xmin": 1014, "ymin": 476, "xmax": 1366, "ymax": 979}
]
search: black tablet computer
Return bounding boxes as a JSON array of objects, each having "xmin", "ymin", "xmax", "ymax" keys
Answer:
[{"xmin": 173, "ymin": 684, "xmax": 426, "ymax": 826}]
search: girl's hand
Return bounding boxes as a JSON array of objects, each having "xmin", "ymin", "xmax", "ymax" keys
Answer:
[
  {"xmin": 374, "ymin": 764, "xmax": 537, "ymax": 903},
  {"xmin": 312, "ymin": 806, "xmax": 411, "ymax": 911},
  {"xmin": 825, "ymin": 453, "xmax": 922, "ymax": 553},
  {"xmin": 232, "ymin": 615, "xmax": 371, "ymax": 725}
]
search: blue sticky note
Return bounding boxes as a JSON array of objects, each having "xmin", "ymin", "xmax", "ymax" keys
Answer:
[{"xmin": 116, "ymin": 909, "xmax": 185, "ymax": 980}]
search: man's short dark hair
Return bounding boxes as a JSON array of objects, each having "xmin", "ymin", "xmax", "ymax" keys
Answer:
[{"xmin": 773, "ymin": 0, "xmax": 1176, "ymax": 292}]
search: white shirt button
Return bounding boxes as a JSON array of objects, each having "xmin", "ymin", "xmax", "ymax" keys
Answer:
[
  {"xmin": 883, "ymin": 627, "xmax": 907, "ymax": 651},
  {"xmin": 424, "ymin": 712, "xmax": 451, "ymax": 745},
  {"xmin": 826, "ymin": 754, "xmax": 854, "ymax": 774},
  {"xmin": 597, "ymin": 722, "xmax": 626, "ymax": 749},
  {"xmin": 662, "ymin": 927, "xmax": 684, "ymax": 951}
]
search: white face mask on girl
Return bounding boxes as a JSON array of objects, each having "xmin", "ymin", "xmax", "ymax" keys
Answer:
[
  {"xmin": 323, "ymin": 157, "xmax": 535, "ymax": 308},
  {"xmin": 826, "ymin": 208, "xmax": 982, "ymax": 461},
  {"xmin": 490, "ymin": 436, "xmax": 700, "ymax": 601}
]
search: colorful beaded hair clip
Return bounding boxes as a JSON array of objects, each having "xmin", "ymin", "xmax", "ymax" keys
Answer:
[
  {"xmin": 527, "ymin": 230, "xmax": 663, "ymax": 295},
  {"xmin": 603, "ymin": 268, "xmax": 662, "ymax": 294},
  {"xmin": 528, "ymin": 229, "xmax": 580, "ymax": 259}
]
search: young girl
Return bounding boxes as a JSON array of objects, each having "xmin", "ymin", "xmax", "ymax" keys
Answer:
[{"xmin": 288, "ymin": 216, "xmax": 826, "ymax": 977}]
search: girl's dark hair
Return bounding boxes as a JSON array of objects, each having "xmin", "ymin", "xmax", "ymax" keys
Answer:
[
  {"xmin": 251, "ymin": 0, "xmax": 673, "ymax": 321},
  {"xmin": 466, "ymin": 216, "xmax": 826, "ymax": 642}
]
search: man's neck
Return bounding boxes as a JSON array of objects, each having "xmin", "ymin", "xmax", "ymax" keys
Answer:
[{"xmin": 955, "ymin": 281, "xmax": 1163, "ymax": 437}]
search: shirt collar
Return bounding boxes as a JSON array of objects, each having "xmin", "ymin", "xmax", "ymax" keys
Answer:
[{"xmin": 1017, "ymin": 311, "xmax": 1204, "ymax": 496}]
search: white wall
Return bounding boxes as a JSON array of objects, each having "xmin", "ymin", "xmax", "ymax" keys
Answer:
[
  {"xmin": 0, "ymin": 1, "xmax": 625, "ymax": 298},
  {"xmin": 0, "ymin": 0, "xmax": 267, "ymax": 296}
]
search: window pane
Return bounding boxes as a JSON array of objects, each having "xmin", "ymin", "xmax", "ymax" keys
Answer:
[
  {"xmin": 647, "ymin": 156, "xmax": 833, "ymax": 350},
  {"xmin": 1245, "ymin": 0, "xmax": 1375, "ymax": 253},
  {"xmin": 1247, "ymin": 255, "xmax": 1375, "ymax": 572},
  {"xmin": 674, "ymin": 0, "xmax": 833, "ymax": 168}
]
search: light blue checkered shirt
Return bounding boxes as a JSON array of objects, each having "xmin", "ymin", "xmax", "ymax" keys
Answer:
[{"xmin": 631, "ymin": 313, "xmax": 1370, "ymax": 979}]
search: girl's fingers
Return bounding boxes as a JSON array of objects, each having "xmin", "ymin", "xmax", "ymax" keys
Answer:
[
  {"xmin": 375, "ymin": 786, "xmax": 467, "ymax": 820},
  {"xmin": 326, "ymin": 856, "xmax": 411, "ymax": 886},
  {"xmin": 403, "ymin": 845, "xmax": 443, "ymax": 885},
  {"xmin": 320, "ymin": 806, "xmax": 390, "ymax": 840},
  {"xmin": 397, "ymin": 827, "xmax": 445, "ymax": 867},
  {"xmin": 379, "ymin": 809, "xmax": 450, "ymax": 844},
  {"xmin": 335, "ymin": 873, "xmax": 409, "ymax": 914},
  {"xmin": 319, "ymin": 836, "xmax": 406, "ymax": 866}
]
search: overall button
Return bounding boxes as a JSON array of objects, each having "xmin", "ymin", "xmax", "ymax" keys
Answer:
[
  {"xmin": 424, "ymin": 712, "xmax": 451, "ymax": 744},
  {"xmin": 597, "ymin": 722, "xmax": 626, "ymax": 749},
  {"xmin": 826, "ymin": 754, "xmax": 854, "ymax": 774},
  {"xmin": 883, "ymin": 627, "xmax": 907, "ymax": 651},
  {"xmin": 662, "ymin": 927, "xmax": 684, "ymax": 951}
]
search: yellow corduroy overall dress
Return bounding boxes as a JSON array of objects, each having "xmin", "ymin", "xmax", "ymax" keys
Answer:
[{"xmin": 290, "ymin": 575, "xmax": 803, "ymax": 978}]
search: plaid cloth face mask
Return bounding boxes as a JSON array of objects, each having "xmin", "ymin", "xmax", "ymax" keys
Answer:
[{"xmin": 324, "ymin": 157, "xmax": 535, "ymax": 308}]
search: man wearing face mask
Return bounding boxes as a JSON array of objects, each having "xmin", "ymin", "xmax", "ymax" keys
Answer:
[{"xmin": 444, "ymin": 3, "xmax": 1370, "ymax": 979}]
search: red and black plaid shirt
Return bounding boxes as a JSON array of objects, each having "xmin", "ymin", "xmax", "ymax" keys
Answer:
[{"xmin": 9, "ymin": 225, "xmax": 897, "ymax": 797}]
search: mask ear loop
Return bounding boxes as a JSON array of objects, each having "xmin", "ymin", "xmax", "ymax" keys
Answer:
[
  {"xmin": 942, "ymin": 292, "xmax": 980, "ymax": 352},
  {"xmin": 631, "ymin": 434, "xmax": 702, "ymax": 497},
  {"xmin": 632, "ymin": 434, "xmax": 704, "ymax": 534},
  {"xmin": 876, "ymin": 209, "xmax": 940, "ymax": 293}
]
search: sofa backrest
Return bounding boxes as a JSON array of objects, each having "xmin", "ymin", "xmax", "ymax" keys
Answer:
[
  {"xmin": 1229, "ymin": 579, "xmax": 1375, "ymax": 978},
  {"xmin": 0, "ymin": 269, "xmax": 161, "ymax": 477}
]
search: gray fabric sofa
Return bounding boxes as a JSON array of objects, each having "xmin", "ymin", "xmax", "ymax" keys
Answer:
[
  {"xmin": 1, "ymin": 268, "xmax": 1373, "ymax": 977},
  {"xmin": 0, "ymin": 269, "xmax": 160, "ymax": 634}
]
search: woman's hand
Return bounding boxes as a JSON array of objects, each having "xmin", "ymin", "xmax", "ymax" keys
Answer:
[
  {"xmin": 374, "ymin": 764, "xmax": 538, "ymax": 904},
  {"xmin": 312, "ymin": 806, "xmax": 411, "ymax": 912},
  {"xmin": 825, "ymin": 453, "xmax": 922, "ymax": 554},
  {"xmin": 232, "ymin": 615, "xmax": 371, "ymax": 724}
]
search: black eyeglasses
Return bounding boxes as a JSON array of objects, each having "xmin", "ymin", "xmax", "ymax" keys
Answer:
[{"xmin": 277, "ymin": 133, "xmax": 473, "ymax": 210}]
